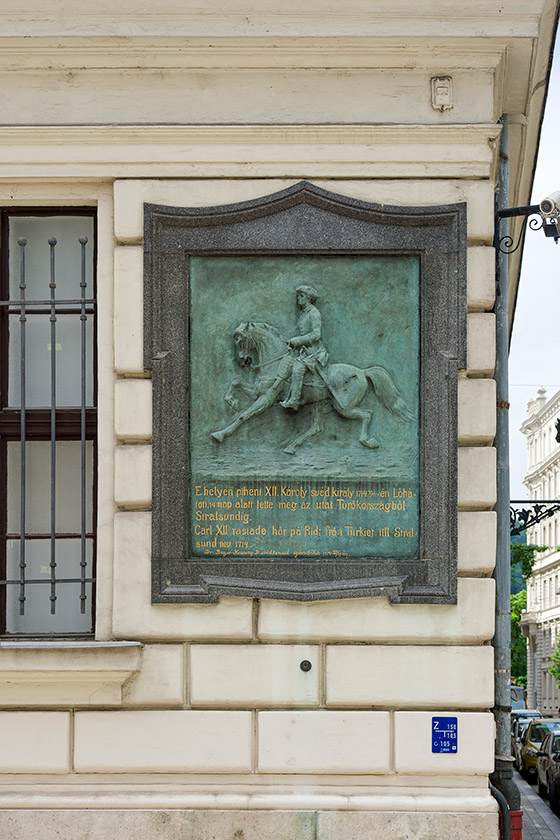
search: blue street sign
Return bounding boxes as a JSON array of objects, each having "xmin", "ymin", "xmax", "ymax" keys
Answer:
[{"xmin": 432, "ymin": 716, "xmax": 458, "ymax": 753}]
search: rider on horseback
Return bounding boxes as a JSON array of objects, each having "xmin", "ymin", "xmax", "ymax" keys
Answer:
[
  {"xmin": 279, "ymin": 285, "xmax": 329, "ymax": 410},
  {"xmin": 212, "ymin": 310, "xmax": 413, "ymax": 451}
]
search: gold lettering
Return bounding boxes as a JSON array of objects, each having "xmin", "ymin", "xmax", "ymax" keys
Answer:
[{"xmin": 393, "ymin": 527, "xmax": 417, "ymax": 538}]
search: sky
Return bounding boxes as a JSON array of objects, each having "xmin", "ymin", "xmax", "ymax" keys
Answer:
[{"xmin": 509, "ymin": 34, "xmax": 560, "ymax": 500}]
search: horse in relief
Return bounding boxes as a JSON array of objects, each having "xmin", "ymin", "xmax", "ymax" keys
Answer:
[{"xmin": 210, "ymin": 321, "xmax": 413, "ymax": 455}]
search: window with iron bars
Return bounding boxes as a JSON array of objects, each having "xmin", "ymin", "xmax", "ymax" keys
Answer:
[{"xmin": 0, "ymin": 209, "xmax": 96, "ymax": 635}]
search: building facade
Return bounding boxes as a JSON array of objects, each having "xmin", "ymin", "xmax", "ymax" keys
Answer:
[
  {"xmin": 521, "ymin": 388, "xmax": 560, "ymax": 714},
  {"xmin": 0, "ymin": 2, "xmax": 557, "ymax": 838}
]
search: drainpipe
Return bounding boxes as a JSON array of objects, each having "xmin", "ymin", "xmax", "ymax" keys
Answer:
[
  {"xmin": 491, "ymin": 786, "xmax": 512, "ymax": 840},
  {"xmin": 489, "ymin": 114, "xmax": 521, "ymax": 815}
]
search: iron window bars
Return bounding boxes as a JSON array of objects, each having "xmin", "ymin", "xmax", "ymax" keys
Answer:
[{"xmin": 0, "ymin": 209, "xmax": 97, "ymax": 635}]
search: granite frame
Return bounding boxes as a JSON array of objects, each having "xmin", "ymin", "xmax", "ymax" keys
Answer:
[{"xmin": 144, "ymin": 181, "xmax": 466, "ymax": 604}]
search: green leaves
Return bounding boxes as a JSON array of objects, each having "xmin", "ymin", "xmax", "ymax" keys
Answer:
[
  {"xmin": 511, "ymin": 588, "xmax": 527, "ymax": 687},
  {"xmin": 511, "ymin": 543, "xmax": 549, "ymax": 580}
]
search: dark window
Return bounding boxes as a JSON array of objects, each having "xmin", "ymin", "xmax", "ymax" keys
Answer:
[{"xmin": 0, "ymin": 209, "xmax": 96, "ymax": 635}]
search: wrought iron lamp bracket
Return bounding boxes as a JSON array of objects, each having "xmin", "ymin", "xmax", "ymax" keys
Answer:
[
  {"xmin": 510, "ymin": 501, "xmax": 560, "ymax": 537},
  {"xmin": 496, "ymin": 214, "xmax": 544, "ymax": 254},
  {"xmin": 495, "ymin": 203, "xmax": 559, "ymax": 255}
]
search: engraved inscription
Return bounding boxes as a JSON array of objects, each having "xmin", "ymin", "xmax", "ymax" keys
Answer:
[{"xmin": 191, "ymin": 480, "xmax": 419, "ymax": 559}]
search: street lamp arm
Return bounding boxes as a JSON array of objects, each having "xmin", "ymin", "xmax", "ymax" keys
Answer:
[
  {"xmin": 496, "ymin": 204, "xmax": 540, "ymax": 220},
  {"xmin": 495, "ymin": 200, "xmax": 560, "ymax": 252}
]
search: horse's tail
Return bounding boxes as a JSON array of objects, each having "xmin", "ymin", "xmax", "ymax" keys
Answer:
[{"xmin": 365, "ymin": 366, "xmax": 414, "ymax": 421}]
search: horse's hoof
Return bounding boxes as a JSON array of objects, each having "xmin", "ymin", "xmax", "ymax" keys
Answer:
[
  {"xmin": 211, "ymin": 430, "xmax": 225, "ymax": 443},
  {"xmin": 361, "ymin": 437, "xmax": 380, "ymax": 450},
  {"xmin": 283, "ymin": 445, "xmax": 296, "ymax": 455}
]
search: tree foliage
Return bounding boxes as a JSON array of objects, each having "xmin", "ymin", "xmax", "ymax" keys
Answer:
[
  {"xmin": 511, "ymin": 543, "xmax": 548, "ymax": 580},
  {"xmin": 511, "ymin": 588, "xmax": 527, "ymax": 688},
  {"xmin": 550, "ymin": 639, "xmax": 560, "ymax": 690},
  {"xmin": 509, "ymin": 543, "xmax": 549, "ymax": 691}
]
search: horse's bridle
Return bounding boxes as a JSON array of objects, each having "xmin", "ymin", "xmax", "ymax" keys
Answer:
[{"xmin": 252, "ymin": 350, "xmax": 291, "ymax": 370}]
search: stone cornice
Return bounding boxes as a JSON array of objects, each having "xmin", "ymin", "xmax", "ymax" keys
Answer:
[
  {"xmin": 0, "ymin": 123, "xmax": 501, "ymax": 145},
  {"xmin": 524, "ymin": 456, "xmax": 560, "ymax": 480},
  {"xmin": 0, "ymin": 123, "xmax": 501, "ymax": 181},
  {"xmin": 0, "ymin": 3, "xmax": 543, "ymax": 40},
  {"xmin": 521, "ymin": 388, "xmax": 560, "ymax": 434},
  {"xmin": 0, "ymin": 781, "xmax": 496, "ymax": 811},
  {"xmin": 0, "ymin": 36, "xmax": 514, "ymax": 71}
]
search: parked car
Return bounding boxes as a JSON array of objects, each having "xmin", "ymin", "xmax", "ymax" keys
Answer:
[
  {"xmin": 520, "ymin": 720, "xmax": 560, "ymax": 780},
  {"xmin": 512, "ymin": 718, "xmax": 532, "ymax": 770},
  {"xmin": 547, "ymin": 761, "xmax": 560, "ymax": 815},
  {"xmin": 511, "ymin": 710, "xmax": 541, "ymax": 768},
  {"xmin": 511, "ymin": 709, "xmax": 541, "ymax": 722},
  {"xmin": 536, "ymin": 730, "xmax": 560, "ymax": 796}
]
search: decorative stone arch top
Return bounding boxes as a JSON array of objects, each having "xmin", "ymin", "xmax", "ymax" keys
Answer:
[{"xmin": 144, "ymin": 181, "xmax": 466, "ymax": 604}]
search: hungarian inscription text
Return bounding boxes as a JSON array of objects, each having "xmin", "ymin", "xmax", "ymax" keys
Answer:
[{"xmin": 191, "ymin": 480, "xmax": 418, "ymax": 559}]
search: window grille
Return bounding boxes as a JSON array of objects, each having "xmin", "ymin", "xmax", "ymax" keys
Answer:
[{"xmin": 0, "ymin": 209, "xmax": 96, "ymax": 635}]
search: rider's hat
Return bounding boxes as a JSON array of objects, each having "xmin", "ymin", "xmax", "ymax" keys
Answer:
[{"xmin": 296, "ymin": 284, "xmax": 319, "ymax": 303}]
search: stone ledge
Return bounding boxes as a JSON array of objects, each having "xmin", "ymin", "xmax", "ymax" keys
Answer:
[
  {"xmin": 0, "ymin": 37, "xmax": 511, "ymax": 74},
  {"xmin": 0, "ymin": 784, "xmax": 497, "ymax": 812},
  {"xmin": 0, "ymin": 124, "xmax": 501, "ymax": 182},
  {"xmin": 0, "ymin": 641, "xmax": 142, "ymax": 707},
  {"xmin": 0, "ymin": 7, "xmax": 541, "ymax": 39}
]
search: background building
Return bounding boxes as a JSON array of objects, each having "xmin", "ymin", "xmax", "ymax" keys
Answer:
[
  {"xmin": 0, "ymin": 2, "xmax": 557, "ymax": 838},
  {"xmin": 521, "ymin": 388, "xmax": 560, "ymax": 713}
]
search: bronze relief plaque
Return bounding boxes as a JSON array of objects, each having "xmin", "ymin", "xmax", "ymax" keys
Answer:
[
  {"xmin": 144, "ymin": 182, "xmax": 466, "ymax": 603},
  {"xmin": 191, "ymin": 255, "xmax": 419, "ymax": 561}
]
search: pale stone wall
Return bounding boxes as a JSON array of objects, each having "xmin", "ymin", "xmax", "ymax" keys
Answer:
[
  {"xmin": 106, "ymin": 179, "xmax": 496, "ymax": 836},
  {"xmin": 0, "ymin": 1, "xmax": 557, "ymax": 837},
  {"xmin": 0, "ymin": 172, "xmax": 500, "ymax": 840}
]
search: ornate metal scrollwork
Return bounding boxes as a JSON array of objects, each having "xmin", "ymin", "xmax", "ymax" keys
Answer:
[
  {"xmin": 529, "ymin": 216, "xmax": 545, "ymax": 233},
  {"xmin": 496, "ymin": 210, "xmax": 559, "ymax": 254},
  {"xmin": 496, "ymin": 215, "xmax": 541, "ymax": 255},
  {"xmin": 510, "ymin": 501, "xmax": 560, "ymax": 536}
]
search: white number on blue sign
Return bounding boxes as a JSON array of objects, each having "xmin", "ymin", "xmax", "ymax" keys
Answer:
[{"xmin": 432, "ymin": 716, "xmax": 458, "ymax": 753}]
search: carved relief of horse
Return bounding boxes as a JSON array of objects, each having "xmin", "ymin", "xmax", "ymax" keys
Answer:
[{"xmin": 211, "ymin": 321, "xmax": 413, "ymax": 455}]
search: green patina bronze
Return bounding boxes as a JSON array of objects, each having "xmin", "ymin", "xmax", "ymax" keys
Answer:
[{"xmin": 190, "ymin": 255, "xmax": 420, "ymax": 561}]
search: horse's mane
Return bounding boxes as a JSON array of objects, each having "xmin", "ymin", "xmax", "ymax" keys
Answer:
[{"xmin": 250, "ymin": 322, "xmax": 283, "ymax": 340}]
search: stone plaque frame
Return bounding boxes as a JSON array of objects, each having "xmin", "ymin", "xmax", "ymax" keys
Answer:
[{"xmin": 144, "ymin": 181, "xmax": 466, "ymax": 604}]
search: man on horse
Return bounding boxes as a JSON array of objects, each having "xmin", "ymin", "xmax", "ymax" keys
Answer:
[{"xmin": 280, "ymin": 284, "xmax": 329, "ymax": 410}]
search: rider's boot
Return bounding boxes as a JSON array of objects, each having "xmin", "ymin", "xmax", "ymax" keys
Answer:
[{"xmin": 280, "ymin": 362, "xmax": 304, "ymax": 410}]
